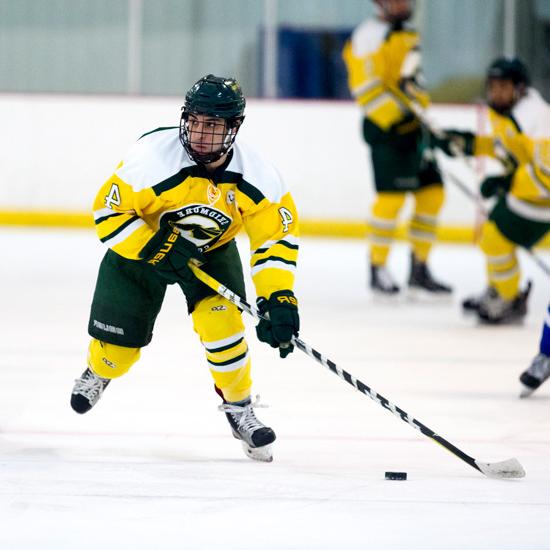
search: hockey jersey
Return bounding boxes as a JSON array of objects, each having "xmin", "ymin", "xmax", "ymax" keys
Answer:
[
  {"xmin": 475, "ymin": 89, "xmax": 550, "ymax": 223},
  {"xmin": 342, "ymin": 17, "xmax": 429, "ymax": 132},
  {"xmin": 92, "ymin": 127, "xmax": 299, "ymax": 299}
]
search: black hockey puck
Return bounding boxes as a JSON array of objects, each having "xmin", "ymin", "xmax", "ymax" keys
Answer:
[{"xmin": 385, "ymin": 471, "xmax": 407, "ymax": 480}]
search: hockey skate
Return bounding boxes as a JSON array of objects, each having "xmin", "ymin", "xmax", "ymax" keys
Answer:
[
  {"xmin": 477, "ymin": 281, "xmax": 531, "ymax": 325},
  {"xmin": 408, "ymin": 254, "xmax": 452, "ymax": 297},
  {"xmin": 71, "ymin": 367, "xmax": 110, "ymax": 414},
  {"xmin": 219, "ymin": 395, "xmax": 276, "ymax": 462},
  {"xmin": 370, "ymin": 264, "xmax": 400, "ymax": 295},
  {"xmin": 462, "ymin": 287, "xmax": 495, "ymax": 313},
  {"xmin": 519, "ymin": 353, "xmax": 550, "ymax": 398}
]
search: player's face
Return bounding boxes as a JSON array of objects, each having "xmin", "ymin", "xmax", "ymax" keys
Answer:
[
  {"xmin": 487, "ymin": 79, "xmax": 517, "ymax": 113},
  {"xmin": 186, "ymin": 113, "xmax": 228, "ymax": 155},
  {"xmin": 378, "ymin": 0, "xmax": 414, "ymax": 21}
]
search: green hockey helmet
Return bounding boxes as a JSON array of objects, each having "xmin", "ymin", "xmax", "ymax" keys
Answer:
[{"xmin": 180, "ymin": 74, "xmax": 246, "ymax": 164}]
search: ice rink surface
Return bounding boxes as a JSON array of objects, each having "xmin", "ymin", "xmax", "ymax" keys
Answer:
[{"xmin": 1, "ymin": 228, "xmax": 549, "ymax": 550}]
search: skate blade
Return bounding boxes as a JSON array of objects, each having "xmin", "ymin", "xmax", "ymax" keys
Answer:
[
  {"xmin": 241, "ymin": 441, "xmax": 273, "ymax": 463},
  {"xmin": 370, "ymin": 290, "xmax": 402, "ymax": 304},
  {"xmin": 519, "ymin": 384, "xmax": 535, "ymax": 399},
  {"xmin": 477, "ymin": 315, "xmax": 526, "ymax": 326},
  {"xmin": 406, "ymin": 286, "xmax": 453, "ymax": 304}
]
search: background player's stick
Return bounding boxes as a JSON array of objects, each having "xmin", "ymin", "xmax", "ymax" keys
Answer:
[
  {"xmin": 391, "ymin": 87, "xmax": 550, "ymax": 279},
  {"xmin": 188, "ymin": 262, "xmax": 526, "ymax": 480}
]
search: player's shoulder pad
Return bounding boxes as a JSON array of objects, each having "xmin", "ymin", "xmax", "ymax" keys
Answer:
[
  {"xmin": 351, "ymin": 18, "xmax": 389, "ymax": 57},
  {"xmin": 513, "ymin": 88, "xmax": 550, "ymax": 138},
  {"xmin": 116, "ymin": 127, "xmax": 194, "ymax": 191},
  {"xmin": 228, "ymin": 140, "xmax": 288, "ymax": 204}
]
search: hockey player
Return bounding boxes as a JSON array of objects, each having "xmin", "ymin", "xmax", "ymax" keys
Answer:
[
  {"xmin": 520, "ymin": 304, "xmax": 550, "ymax": 397},
  {"xmin": 439, "ymin": 58, "xmax": 550, "ymax": 324},
  {"xmin": 70, "ymin": 74, "xmax": 300, "ymax": 462},
  {"xmin": 343, "ymin": 0, "xmax": 452, "ymax": 296}
]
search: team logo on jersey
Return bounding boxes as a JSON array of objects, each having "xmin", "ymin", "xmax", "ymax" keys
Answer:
[
  {"xmin": 226, "ymin": 190, "xmax": 235, "ymax": 205},
  {"xmin": 160, "ymin": 204, "xmax": 232, "ymax": 252},
  {"xmin": 207, "ymin": 183, "xmax": 221, "ymax": 205}
]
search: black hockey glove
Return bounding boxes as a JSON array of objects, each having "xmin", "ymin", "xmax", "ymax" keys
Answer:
[
  {"xmin": 434, "ymin": 130, "xmax": 476, "ymax": 157},
  {"xmin": 140, "ymin": 225, "xmax": 205, "ymax": 284},
  {"xmin": 256, "ymin": 290, "xmax": 300, "ymax": 359},
  {"xmin": 480, "ymin": 173, "xmax": 513, "ymax": 199}
]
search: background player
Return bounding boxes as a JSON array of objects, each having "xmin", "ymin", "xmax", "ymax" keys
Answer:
[
  {"xmin": 70, "ymin": 74, "xmax": 301, "ymax": 462},
  {"xmin": 520, "ymin": 303, "xmax": 550, "ymax": 397},
  {"xmin": 343, "ymin": 0, "xmax": 452, "ymax": 297},
  {"xmin": 439, "ymin": 58, "xmax": 550, "ymax": 324}
]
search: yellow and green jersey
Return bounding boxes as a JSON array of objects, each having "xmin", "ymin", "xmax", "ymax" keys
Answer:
[
  {"xmin": 93, "ymin": 127, "xmax": 299, "ymax": 299},
  {"xmin": 475, "ymin": 89, "xmax": 550, "ymax": 223},
  {"xmin": 342, "ymin": 17, "xmax": 429, "ymax": 132}
]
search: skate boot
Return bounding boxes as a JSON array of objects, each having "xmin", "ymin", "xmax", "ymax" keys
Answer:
[
  {"xmin": 519, "ymin": 353, "xmax": 550, "ymax": 398},
  {"xmin": 219, "ymin": 395, "xmax": 276, "ymax": 462},
  {"xmin": 408, "ymin": 254, "xmax": 452, "ymax": 295},
  {"xmin": 370, "ymin": 264, "xmax": 400, "ymax": 295},
  {"xmin": 477, "ymin": 281, "xmax": 531, "ymax": 325},
  {"xmin": 71, "ymin": 367, "xmax": 110, "ymax": 414},
  {"xmin": 462, "ymin": 287, "xmax": 495, "ymax": 313}
]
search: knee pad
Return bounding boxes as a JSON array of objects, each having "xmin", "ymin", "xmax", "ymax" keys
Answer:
[
  {"xmin": 372, "ymin": 192, "xmax": 407, "ymax": 220},
  {"xmin": 414, "ymin": 185, "xmax": 445, "ymax": 215},
  {"xmin": 192, "ymin": 295, "xmax": 245, "ymax": 345},
  {"xmin": 88, "ymin": 338, "xmax": 140, "ymax": 379}
]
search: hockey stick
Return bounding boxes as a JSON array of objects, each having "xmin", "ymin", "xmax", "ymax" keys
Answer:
[
  {"xmin": 188, "ymin": 262, "xmax": 525, "ymax": 480},
  {"xmin": 392, "ymin": 88, "xmax": 550, "ymax": 278}
]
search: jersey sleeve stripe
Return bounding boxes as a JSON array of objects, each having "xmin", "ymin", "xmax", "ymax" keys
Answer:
[
  {"xmin": 252, "ymin": 255, "xmax": 297, "ymax": 268},
  {"xmin": 252, "ymin": 235, "xmax": 300, "ymax": 255},
  {"xmin": 94, "ymin": 207, "xmax": 120, "ymax": 221},
  {"xmin": 351, "ymin": 78, "xmax": 383, "ymax": 99},
  {"xmin": 94, "ymin": 212, "xmax": 123, "ymax": 225},
  {"xmin": 100, "ymin": 216, "xmax": 145, "ymax": 245},
  {"xmin": 251, "ymin": 260, "xmax": 297, "ymax": 276},
  {"xmin": 255, "ymin": 240, "xmax": 299, "ymax": 255}
]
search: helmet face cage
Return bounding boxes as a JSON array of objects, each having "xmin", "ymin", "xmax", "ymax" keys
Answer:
[
  {"xmin": 486, "ymin": 58, "xmax": 530, "ymax": 114},
  {"xmin": 180, "ymin": 109, "xmax": 242, "ymax": 164},
  {"xmin": 179, "ymin": 74, "xmax": 245, "ymax": 164}
]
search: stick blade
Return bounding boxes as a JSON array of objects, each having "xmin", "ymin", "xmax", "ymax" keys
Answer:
[{"xmin": 475, "ymin": 458, "xmax": 526, "ymax": 479}]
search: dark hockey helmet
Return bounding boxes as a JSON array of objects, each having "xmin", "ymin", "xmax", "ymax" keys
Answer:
[
  {"xmin": 486, "ymin": 57, "xmax": 530, "ymax": 114},
  {"xmin": 487, "ymin": 57, "xmax": 530, "ymax": 87},
  {"xmin": 180, "ymin": 74, "xmax": 246, "ymax": 164},
  {"xmin": 373, "ymin": 0, "xmax": 415, "ymax": 24}
]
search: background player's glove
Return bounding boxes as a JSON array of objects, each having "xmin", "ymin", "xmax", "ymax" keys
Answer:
[
  {"xmin": 256, "ymin": 290, "xmax": 300, "ymax": 358},
  {"xmin": 480, "ymin": 173, "xmax": 513, "ymax": 199},
  {"xmin": 434, "ymin": 130, "xmax": 475, "ymax": 157},
  {"xmin": 140, "ymin": 225, "xmax": 205, "ymax": 284}
]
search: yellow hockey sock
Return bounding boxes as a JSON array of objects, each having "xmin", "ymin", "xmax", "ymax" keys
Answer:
[
  {"xmin": 369, "ymin": 192, "xmax": 406, "ymax": 266},
  {"xmin": 192, "ymin": 295, "xmax": 252, "ymax": 403},
  {"xmin": 480, "ymin": 221, "xmax": 520, "ymax": 300},
  {"xmin": 409, "ymin": 184, "xmax": 444, "ymax": 262}
]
